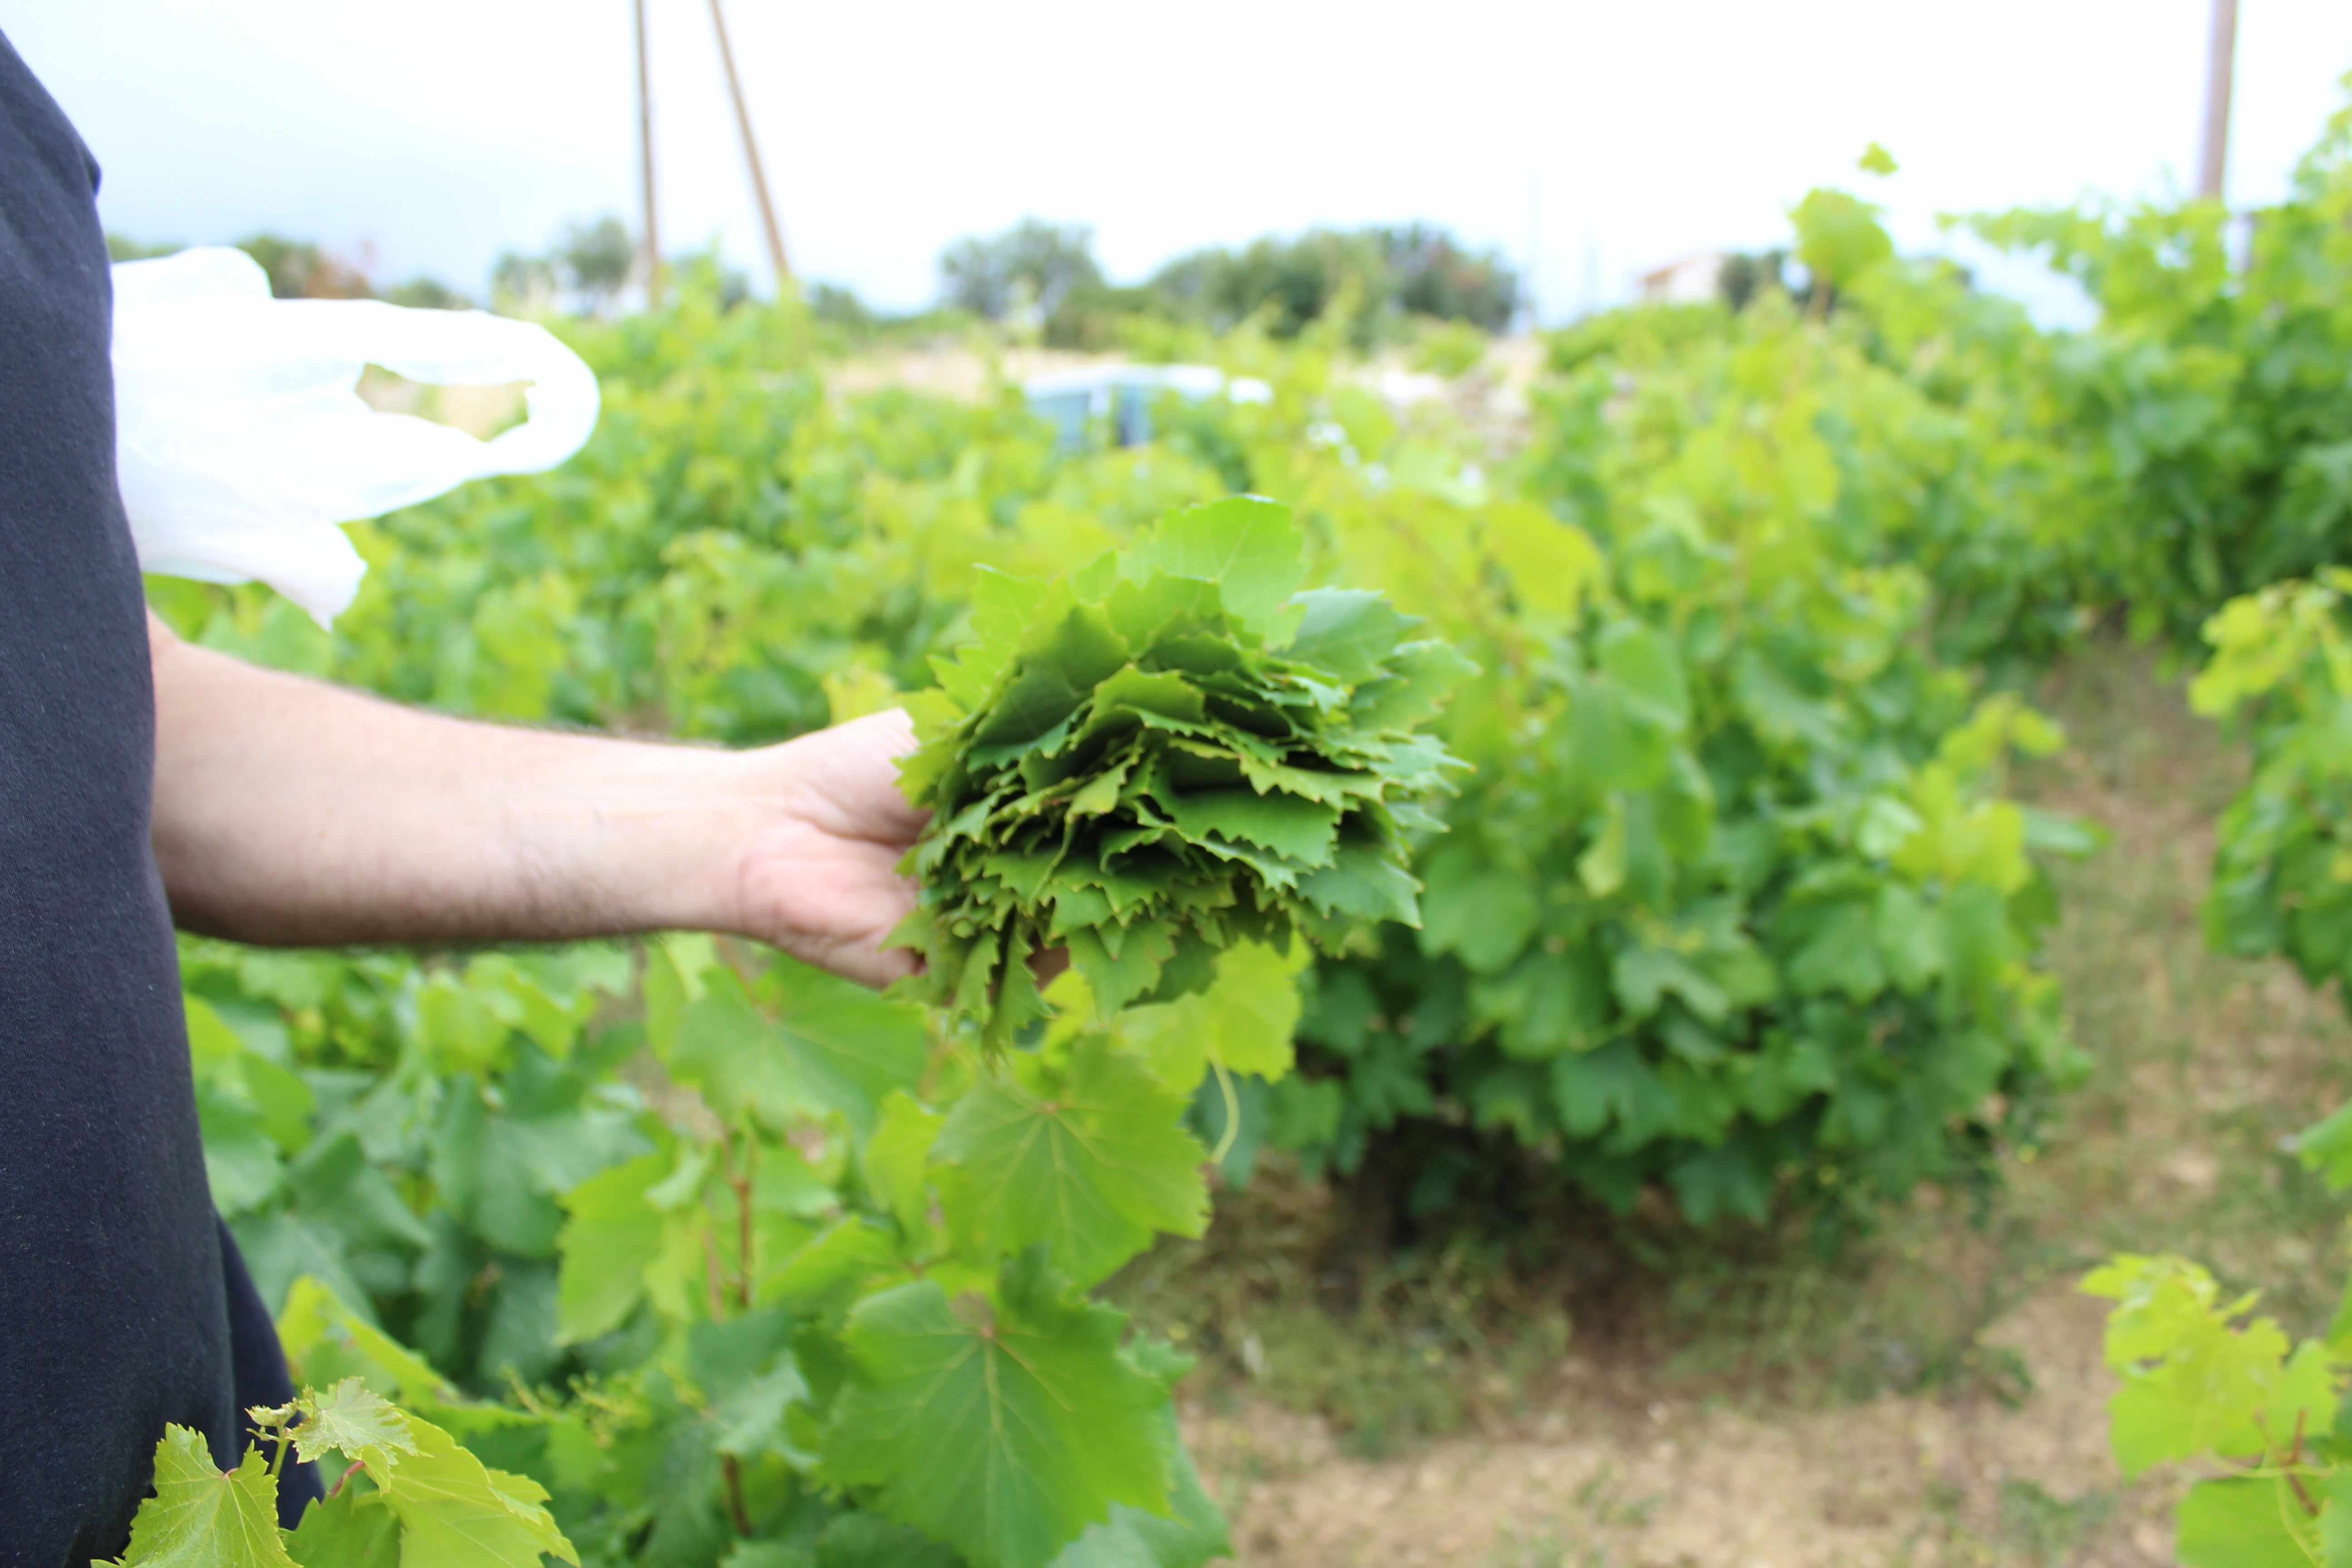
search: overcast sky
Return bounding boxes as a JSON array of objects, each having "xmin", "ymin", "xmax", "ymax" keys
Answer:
[{"xmin": 8, "ymin": 1, "xmax": 2351, "ymax": 320}]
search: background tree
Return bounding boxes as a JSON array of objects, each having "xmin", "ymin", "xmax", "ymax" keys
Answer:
[
  {"xmin": 234, "ymin": 231, "xmax": 373, "ymax": 299},
  {"xmin": 1716, "ymin": 248, "xmax": 1789, "ymax": 311},
  {"xmin": 557, "ymin": 215, "xmax": 637, "ymax": 313},
  {"xmin": 1375, "ymin": 223, "xmax": 1520, "ymax": 331},
  {"xmin": 1148, "ymin": 224, "xmax": 1519, "ymax": 340},
  {"xmin": 937, "ymin": 218, "xmax": 1104, "ymax": 323},
  {"xmin": 382, "ymin": 276, "xmax": 471, "ymax": 310}
]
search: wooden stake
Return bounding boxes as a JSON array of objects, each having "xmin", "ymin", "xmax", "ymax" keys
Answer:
[
  {"xmin": 635, "ymin": 0, "xmax": 664, "ymax": 303},
  {"xmin": 707, "ymin": 0, "xmax": 792, "ymax": 288},
  {"xmin": 2198, "ymin": 0, "xmax": 2239, "ymax": 201}
]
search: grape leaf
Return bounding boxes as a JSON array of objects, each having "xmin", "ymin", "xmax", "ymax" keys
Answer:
[
  {"xmin": 1296, "ymin": 844, "xmax": 1424, "ymax": 927},
  {"xmin": 1284, "ymin": 589, "xmax": 1417, "ymax": 683},
  {"xmin": 284, "ymin": 1487, "xmax": 401, "ymax": 1568},
  {"xmin": 823, "ymin": 1259, "xmax": 1171, "ymax": 1568},
  {"xmin": 291, "ymin": 1377, "xmax": 418, "ymax": 1471},
  {"xmin": 107, "ymin": 1428, "xmax": 294, "ymax": 1568},
  {"xmin": 666, "ymin": 959, "xmax": 926, "ymax": 1137},
  {"xmin": 933, "ymin": 1038, "xmax": 1209, "ymax": 1286},
  {"xmin": 275, "ymin": 1277, "xmax": 452, "ymax": 1409},
  {"xmin": 896, "ymin": 498, "xmax": 1465, "ymax": 1047},
  {"xmin": 1160, "ymin": 789, "xmax": 1340, "ymax": 867},
  {"xmin": 1111, "ymin": 940, "xmax": 1307, "ymax": 1090},
  {"xmin": 2173, "ymin": 1476, "xmax": 2314, "ymax": 1568},
  {"xmin": 1117, "ymin": 495, "xmax": 1303, "ymax": 642},
  {"xmin": 553, "ymin": 1152, "xmax": 670, "ymax": 1344},
  {"xmin": 811, "ymin": 1514, "xmax": 960, "ymax": 1568},
  {"xmin": 862, "ymin": 1092, "xmax": 946, "ymax": 1238},
  {"xmin": 372, "ymin": 1415, "xmax": 578, "ymax": 1567},
  {"xmin": 688, "ymin": 1308, "xmax": 810, "ymax": 1460},
  {"xmin": 1048, "ymin": 1343, "xmax": 1231, "ymax": 1568}
]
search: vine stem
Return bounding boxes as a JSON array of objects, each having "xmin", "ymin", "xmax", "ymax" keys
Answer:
[
  {"xmin": 2254, "ymin": 1408, "xmax": 2321, "ymax": 1517},
  {"xmin": 2283, "ymin": 1407, "xmax": 2319, "ymax": 1518},
  {"xmin": 701, "ymin": 1213, "xmax": 755, "ymax": 1537},
  {"xmin": 328, "ymin": 1460, "xmax": 364, "ymax": 1500},
  {"xmin": 733, "ymin": 1134, "xmax": 756, "ymax": 1313},
  {"xmin": 722, "ymin": 1457, "xmax": 753, "ymax": 1537},
  {"xmin": 702, "ymin": 1230, "xmax": 728, "ymax": 1320}
]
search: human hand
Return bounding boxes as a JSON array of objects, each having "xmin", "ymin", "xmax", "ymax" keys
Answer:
[{"xmin": 729, "ymin": 710, "xmax": 927, "ymax": 987}]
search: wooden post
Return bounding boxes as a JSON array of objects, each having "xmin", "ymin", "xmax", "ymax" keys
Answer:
[
  {"xmin": 2198, "ymin": 0, "xmax": 2239, "ymax": 201},
  {"xmin": 707, "ymin": 0, "xmax": 792, "ymax": 288},
  {"xmin": 635, "ymin": 0, "xmax": 664, "ymax": 304}
]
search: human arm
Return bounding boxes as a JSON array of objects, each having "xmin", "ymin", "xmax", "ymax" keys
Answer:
[{"xmin": 145, "ymin": 611, "xmax": 923, "ymax": 986}]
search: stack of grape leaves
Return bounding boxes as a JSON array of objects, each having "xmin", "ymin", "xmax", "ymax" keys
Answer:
[{"xmin": 894, "ymin": 495, "xmax": 1473, "ymax": 1050}]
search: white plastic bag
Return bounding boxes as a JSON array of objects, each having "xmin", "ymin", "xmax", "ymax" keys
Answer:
[{"xmin": 111, "ymin": 246, "xmax": 600, "ymax": 627}]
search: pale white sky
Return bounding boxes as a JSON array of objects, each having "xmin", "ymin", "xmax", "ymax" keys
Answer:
[{"xmin": 8, "ymin": 1, "xmax": 2351, "ymax": 320}]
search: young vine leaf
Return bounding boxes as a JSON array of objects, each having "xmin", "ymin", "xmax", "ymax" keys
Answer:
[
  {"xmin": 108, "ymin": 1372, "xmax": 576, "ymax": 1568},
  {"xmin": 893, "ymin": 495, "xmax": 1473, "ymax": 1051},
  {"xmin": 105, "ymin": 1429, "xmax": 294, "ymax": 1568}
]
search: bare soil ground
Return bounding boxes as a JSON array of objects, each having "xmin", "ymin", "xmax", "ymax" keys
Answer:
[
  {"xmin": 1182, "ymin": 1287, "xmax": 2169, "ymax": 1568},
  {"xmin": 1134, "ymin": 645, "xmax": 2352, "ymax": 1568}
]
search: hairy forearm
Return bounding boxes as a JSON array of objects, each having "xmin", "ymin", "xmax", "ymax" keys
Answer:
[{"xmin": 147, "ymin": 614, "xmax": 765, "ymax": 947}]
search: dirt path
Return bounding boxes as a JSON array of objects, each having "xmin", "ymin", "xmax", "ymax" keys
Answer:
[{"xmin": 1185, "ymin": 1282, "xmax": 2176, "ymax": 1568}]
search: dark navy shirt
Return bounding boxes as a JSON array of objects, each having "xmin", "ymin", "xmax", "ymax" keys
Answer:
[{"xmin": 0, "ymin": 31, "xmax": 313, "ymax": 1564}]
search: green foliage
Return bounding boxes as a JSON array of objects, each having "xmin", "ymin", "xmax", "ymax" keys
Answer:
[
  {"xmin": 157, "ymin": 477, "xmax": 1458, "ymax": 1563},
  {"xmin": 110, "ymin": 1431, "xmax": 294, "ymax": 1568},
  {"xmin": 823, "ymin": 1258, "xmax": 1169, "ymax": 1568},
  {"xmin": 1267, "ymin": 407, "xmax": 2088, "ymax": 1224},
  {"xmin": 1966, "ymin": 92, "xmax": 2352, "ymax": 643},
  {"xmin": 1533, "ymin": 213, "xmax": 2092, "ymax": 673},
  {"xmin": 895, "ymin": 497, "xmax": 1468, "ymax": 1048},
  {"xmin": 109, "ymin": 1375, "xmax": 576, "ymax": 1568},
  {"xmin": 133, "ymin": 83, "xmax": 2352, "ymax": 1568},
  {"xmin": 2086, "ymin": 573, "xmax": 2352, "ymax": 1568},
  {"xmin": 1407, "ymin": 319, "xmax": 1488, "ymax": 379},
  {"xmin": 2083, "ymin": 1159, "xmax": 2352, "ymax": 1564},
  {"xmin": 1790, "ymin": 186, "xmax": 1894, "ymax": 294},
  {"xmin": 939, "ymin": 219, "xmax": 1107, "ymax": 332},
  {"xmin": 2193, "ymin": 572, "xmax": 2352, "ymax": 993},
  {"xmin": 197, "ymin": 116, "xmax": 2352, "ymax": 1543}
]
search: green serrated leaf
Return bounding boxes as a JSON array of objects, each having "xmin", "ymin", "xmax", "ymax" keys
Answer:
[
  {"xmin": 1159, "ymin": 789, "xmax": 1339, "ymax": 867},
  {"xmin": 372, "ymin": 1415, "xmax": 577, "ymax": 1567},
  {"xmin": 1112, "ymin": 941, "xmax": 1307, "ymax": 1090},
  {"xmin": 935, "ymin": 1039, "xmax": 1209, "ymax": 1285},
  {"xmin": 823, "ymin": 1261, "xmax": 1172, "ymax": 1568},
  {"xmin": 285, "ymin": 1486, "xmax": 401, "ymax": 1568},
  {"xmin": 1297, "ymin": 844, "xmax": 1424, "ymax": 927},
  {"xmin": 864, "ymin": 1092, "xmax": 947, "ymax": 1239},
  {"xmin": 553, "ymin": 1153, "xmax": 670, "ymax": 1345},
  {"xmin": 667, "ymin": 960, "xmax": 926, "ymax": 1137},
  {"xmin": 899, "ymin": 497, "xmax": 1465, "ymax": 1047},
  {"xmin": 1120, "ymin": 495, "xmax": 1303, "ymax": 642},
  {"xmin": 2174, "ymin": 1476, "xmax": 2315, "ymax": 1568},
  {"xmin": 107, "ymin": 1428, "xmax": 294, "ymax": 1568},
  {"xmin": 292, "ymin": 1378, "xmax": 419, "ymax": 1471},
  {"xmin": 1283, "ymin": 589, "xmax": 1416, "ymax": 683}
]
